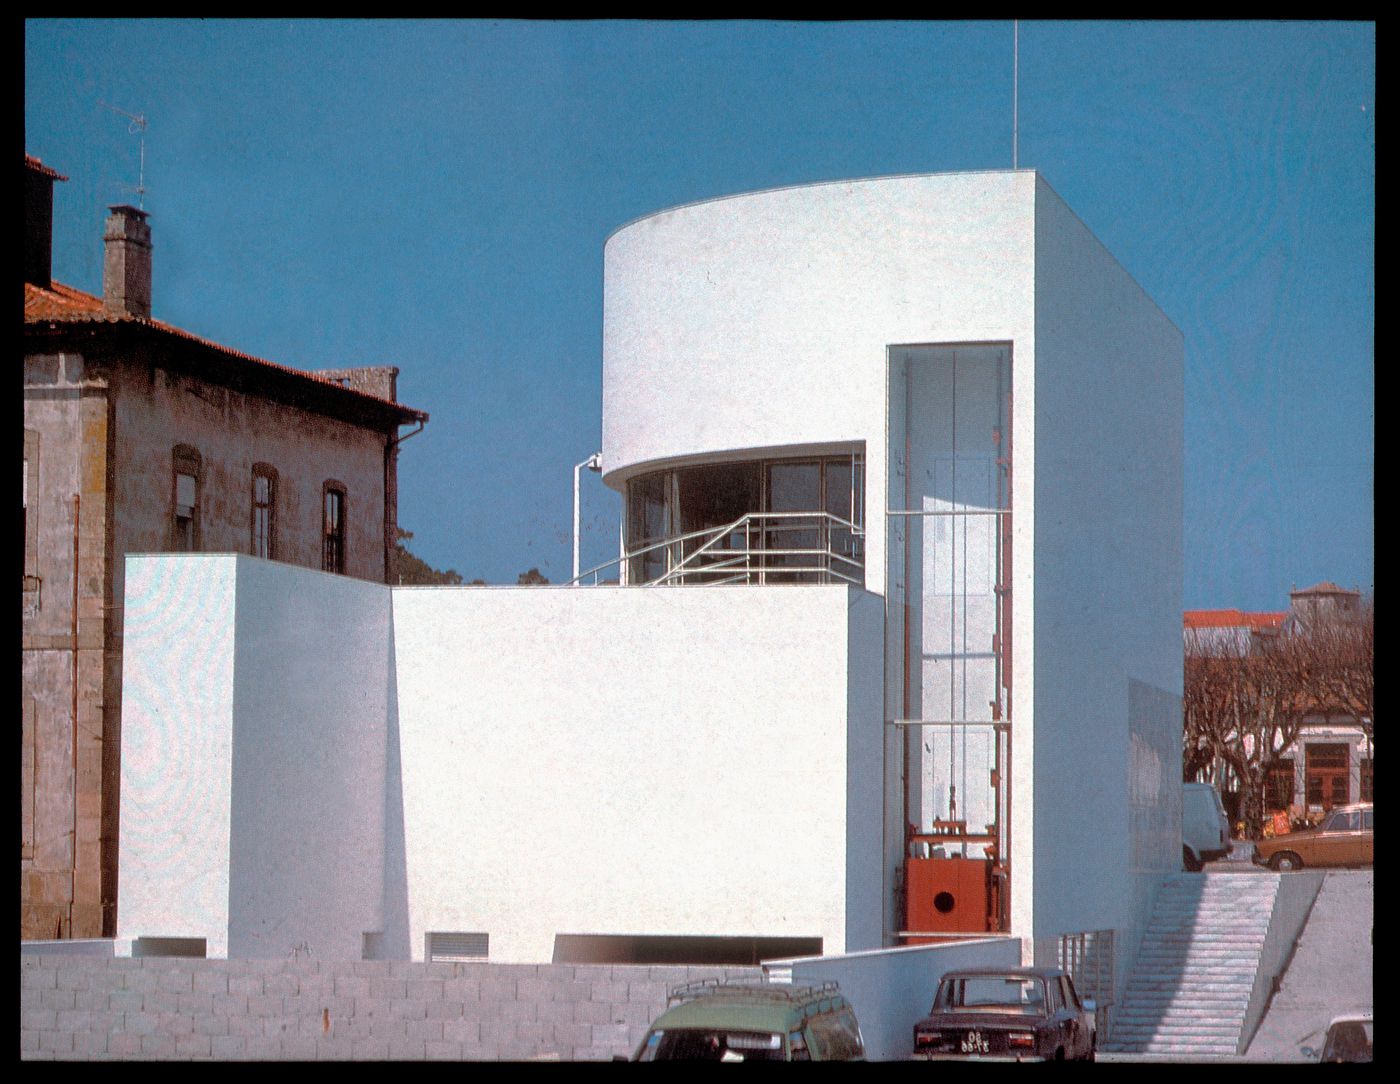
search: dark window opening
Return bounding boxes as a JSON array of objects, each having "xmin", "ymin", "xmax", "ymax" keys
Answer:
[
  {"xmin": 252, "ymin": 465, "xmax": 277, "ymax": 560},
  {"xmin": 322, "ymin": 482, "xmax": 346, "ymax": 573},
  {"xmin": 1265, "ymin": 758, "xmax": 1295, "ymax": 810},
  {"xmin": 624, "ymin": 449, "xmax": 864, "ymax": 586},
  {"xmin": 551, "ymin": 933, "xmax": 821, "ymax": 966},
  {"xmin": 171, "ymin": 445, "xmax": 201, "ymax": 553}
]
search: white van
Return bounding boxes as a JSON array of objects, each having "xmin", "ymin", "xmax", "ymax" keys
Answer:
[{"xmin": 1182, "ymin": 783, "xmax": 1231, "ymax": 871}]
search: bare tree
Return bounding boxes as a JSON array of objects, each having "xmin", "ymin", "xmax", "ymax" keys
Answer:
[
  {"xmin": 1183, "ymin": 628, "xmax": 1308, "ymax": 839},
  {"xmin": 1184, "ymin": 596, "xmax": 1373, "ymax": 838},
  {"xmin": 1218, "ymin": 634, "xmax": 1310, "ymax": 839},
  {"xmin": 1298, "ymin": 595, "xmax": 1373, "ymax": 744},
  {"xmin": 1183, "ymin": 632, "xmax": 1237, "ymax": 783}
]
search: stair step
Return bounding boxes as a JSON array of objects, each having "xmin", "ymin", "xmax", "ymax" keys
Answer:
[
  {"xmin": 1126, "ymin": 976, "xmax": 1258, "ymax": 986},
  {"xmin": 1107, "ymin": 1045, "xmax": 1238, "ymax": 1055},
  {"xmin": 1114, "ymin": 1024, "xmax": 1245, "ymax": 1034},
  {"xmin": 1116, "ymin": 997, "xmax": 1251, "ymax": 1008},
  {"xmin": 1131, "ymin": 957, "xmax": 1265, "ymax": 969},
  {"xmin": 1112, "ymin": 870, "xmax": 1277, "ymax": 1061}
]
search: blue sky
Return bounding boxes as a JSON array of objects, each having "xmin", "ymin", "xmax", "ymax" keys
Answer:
[{"xmin": 25, "ymin": 20, "xmax": 1373, "ymax": 609}]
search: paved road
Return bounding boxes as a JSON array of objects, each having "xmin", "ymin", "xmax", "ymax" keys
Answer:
[{"xmin": 1244, "ymin": 869, "xmax": 1373, "ymax": 1061}]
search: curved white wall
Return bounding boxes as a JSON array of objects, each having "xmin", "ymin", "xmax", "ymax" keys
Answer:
[{"xmin": 602, "ymin": 171, "xmax": 1038, "ymax": 597}]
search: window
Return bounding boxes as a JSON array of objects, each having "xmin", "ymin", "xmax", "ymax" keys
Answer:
[
  {"xmin": 425, "ymin": 931, "xmax": 488, "ymax": 962},
  {"xmin": 171, "ymin": 445, "xmax": 201, "ymax": 552},
  {"xmin": 1265, "ymin": 758, "xmax": 1295, "ymax": 811},
  {"xmin": 807, "ymin": 1010, "xmax": 864, "ymax": 1060},
  {"xmin": 1306, "ymin": 744, "xmax": 1349, "ymax": 810},
  {"xmin": 322, "ymin": 481, "xmax": 346, "ymax": 573},
  {"xmin": 251, "ymin": 464, "xmax": 277, "ymax": 560},
  {"xmin": 624, "ymin": 448, "xmax": 865, "ymax": 585}
]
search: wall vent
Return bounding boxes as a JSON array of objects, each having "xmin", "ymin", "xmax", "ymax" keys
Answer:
[{"xmin": 426, "ymin": 931, "xmax": 489, "ymax": 962}]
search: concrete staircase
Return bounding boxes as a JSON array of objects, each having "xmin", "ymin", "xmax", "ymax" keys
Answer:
[{"xmin": 1102, "ymin": 872, "xmax": 1280, "ymax": 1057}]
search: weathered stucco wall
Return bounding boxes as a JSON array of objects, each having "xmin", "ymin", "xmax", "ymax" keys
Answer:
[
  {"xmin": 108, "ymin": 358, "xmax": 391, "ymax": 590},
  {"xmin": 22, "ymin": 351, "xmax": 110, "ymax": 940}
]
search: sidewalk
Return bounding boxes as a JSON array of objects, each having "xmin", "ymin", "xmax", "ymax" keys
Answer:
[{"xmin": 1244, "ymin": 869, "xmax": 1373, "ymax": 1061}]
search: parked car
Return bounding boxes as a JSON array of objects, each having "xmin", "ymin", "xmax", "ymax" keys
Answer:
[
  {"xmin": 1183, "ymin": 782, "xmax": 1233, "ymax": 871},
  {"xmin": 632, "ymin": 978, "xmax": 865, "ymax": 1061},
  {"xmin": 1252, "ymin": 802, "xmax": 1373, "ymax": 870},
  {"xmin": 911, "ymin": 966, "xmax": 1096, "ymax": 1062},
  {"xmin": 1316, "ymin": 1010, "xmax": 1372, "ymax": 1063}
]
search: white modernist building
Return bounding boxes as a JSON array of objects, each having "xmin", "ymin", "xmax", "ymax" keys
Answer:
[{"xmin": 119, "ymin": 171, "xmax": 1183, "ymax": 985}]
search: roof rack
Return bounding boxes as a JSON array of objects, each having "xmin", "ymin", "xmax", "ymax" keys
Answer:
[{"xmin": 667, "ymin": 978, "xmax": 843, "ymax": 1006}]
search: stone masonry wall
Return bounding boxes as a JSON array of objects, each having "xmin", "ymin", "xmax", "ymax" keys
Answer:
[{"xmin": 20, "ymin": 956, "xmax": 761, "ymax": 1061}]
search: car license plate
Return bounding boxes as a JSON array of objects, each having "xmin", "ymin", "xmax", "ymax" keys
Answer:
[{"xmin": 961, "ymin": 1030, "xmax": 990, "ymax": 1054}]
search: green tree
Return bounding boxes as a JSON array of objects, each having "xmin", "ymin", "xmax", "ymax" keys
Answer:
[
  {"xmin": 394, "ymin": 528, "xmax": 464, "ymax": 586},
  {"xmin": 516, "ymin": 567, "xmax": 549, "ymax": 585}
]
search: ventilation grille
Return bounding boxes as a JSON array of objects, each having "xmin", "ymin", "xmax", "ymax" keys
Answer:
[{"xmin": 426, "ymin": 931, "xmax": 489, "ymax": 962}]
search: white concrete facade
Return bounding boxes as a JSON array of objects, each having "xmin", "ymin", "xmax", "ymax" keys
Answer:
[
  {"xmin": 119, "ymin": 171, "xmax": 1182, "ymax": 981},
  {"xmin": 118, "ymin": 554, "xmax": 884, "ymax": 963},
  {"xmin": 602, "ymin": 172, "xmax": 1183, "ymax": 975}
]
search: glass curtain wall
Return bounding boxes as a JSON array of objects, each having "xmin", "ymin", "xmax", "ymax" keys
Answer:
[{"xmin": 624, "ymin": 450, "xmax": 864, "ymax": 585}]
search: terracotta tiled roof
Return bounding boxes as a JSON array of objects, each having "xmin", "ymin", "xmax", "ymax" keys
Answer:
[
  {"xmin": 25, "ymin": 154, "xmax": 67, "ymax": 182},
  {"xmin": 24, "ymin": 279, "xmax": 101, "ymax": 319},
  {"xmin": 24, "ymin": 279, "xmax": 426, "ymax": 422},
  {"xmin": 1183, "ymin": 609, "xmax": 1289, "ymax": 631},
  {"xmin": 1291, "ymin": 581, "xmax": 1354, "ymax": 597}
]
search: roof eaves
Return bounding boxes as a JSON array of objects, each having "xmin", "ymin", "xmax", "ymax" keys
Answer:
[
  {"xmin": 25, "ymin": 154, "xmax": 67, "ymax": 181},
  {"xmin": 25, "ymin": 287, "xmax": 426, "ymax": 424}
]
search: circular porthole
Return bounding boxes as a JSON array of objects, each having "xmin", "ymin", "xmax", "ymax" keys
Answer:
[{"xmin": 934, "ymin": 892, "xmax": 956, "ymax": 914}]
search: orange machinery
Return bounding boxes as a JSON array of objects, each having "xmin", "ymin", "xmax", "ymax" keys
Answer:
[{"xmin": 903, "ymin": 819, "xmax": 1007, "ymax": 944}]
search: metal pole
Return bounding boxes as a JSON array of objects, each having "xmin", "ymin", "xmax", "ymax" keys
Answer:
[{"xmin": 572, "ymin": 453, "xmax": 601, "ymax": 584}]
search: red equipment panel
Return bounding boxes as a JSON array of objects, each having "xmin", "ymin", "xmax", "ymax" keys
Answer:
[{"xmin": 904, "ymin": 856, "xmax": 991, "ymax": 939}]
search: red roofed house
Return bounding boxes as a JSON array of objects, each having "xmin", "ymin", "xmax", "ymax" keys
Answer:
[
  {"xmin": 22, "ymin": 155, "xmax": 428, "ymax": 940},
  {"xmin": 1184, "ymin": 582, "xmax": 1372, "ymax": 825}
]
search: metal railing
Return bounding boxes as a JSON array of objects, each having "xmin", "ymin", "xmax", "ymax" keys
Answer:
[
  {"xmin": 570, "ymin": 511, "xmax": 864, "ymax": 587},
  {"xmin": 1058, "ymin": 928, "xmax": 1115, "ymax": 1039}
]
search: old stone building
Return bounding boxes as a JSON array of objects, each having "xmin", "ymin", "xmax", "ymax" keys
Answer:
[{"xmin": 22, "ymin": 154, "xmax": 428, "ymax": 940}]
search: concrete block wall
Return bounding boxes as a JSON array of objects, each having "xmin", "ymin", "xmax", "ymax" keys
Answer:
[{"xmin": 20, "ymin": 955, "xmax": 759, "ymax": 1061}]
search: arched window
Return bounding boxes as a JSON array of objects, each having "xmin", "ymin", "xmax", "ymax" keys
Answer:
[
  {"xmin": 322, "ymin": 480, "xmax": 347, "ymax": 574},
  {"xmin": 251, "ymin": 463, "xmax": 278, "ymax": 560}
]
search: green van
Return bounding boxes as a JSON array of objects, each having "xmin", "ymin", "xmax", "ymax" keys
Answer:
[{"xmin": 633, "ymin": 979, "xmax": 866, "ymax": 1062}]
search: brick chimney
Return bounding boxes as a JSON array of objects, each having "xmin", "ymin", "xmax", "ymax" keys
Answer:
[{"xmin": 103, "ymin": 204, "xmax": 152, "ymax": 318}]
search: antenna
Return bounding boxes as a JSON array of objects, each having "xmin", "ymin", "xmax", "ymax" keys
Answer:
[
  {"xmin": 1013, "ymin": 21, "xmax": 1019, "ymax": 170},
  {"xmin": 100, "ymin": 101, "xmax": 148, "ymax": 209}
]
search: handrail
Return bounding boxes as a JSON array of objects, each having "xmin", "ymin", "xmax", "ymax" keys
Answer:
[{"xmin": 569, "ymin": 510, "xmax": 864, "ymax": 587}]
